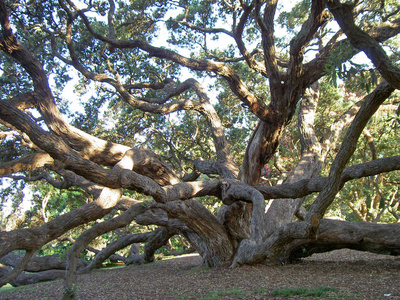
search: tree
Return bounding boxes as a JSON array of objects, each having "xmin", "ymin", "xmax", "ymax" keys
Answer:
[{"xmin": 0, "ymin": 0, "xmax": 400, "ymax": 297}]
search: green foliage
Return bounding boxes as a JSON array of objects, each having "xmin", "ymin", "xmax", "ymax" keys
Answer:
[
  {"xmin": 37, "ymin": 240, "xmax": 70, "ymax": 259},
  {"xmin": 63, "ymin": 283, "xmax": 79, "ymax": 299},
  {"xmin": 277, "ymin": 0, "xmax": 311, "ymax": 34},
  {"xmin": 198, "ymin": 288, "xmax": 251, "ymax": 300},
  {"xmin": 1, "ymin": 0, "xmax": 400, "ymax": 265}
]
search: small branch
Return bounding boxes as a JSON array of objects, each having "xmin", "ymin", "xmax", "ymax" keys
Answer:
[
  {"xmin": 171, "ymin": 19, "xmax": 233, "ymax": 37},
  {"xmin": 233, "ymin": 2, "xmax": 268, "ymax": 76},
  {"xmin": 362, "ymin": 129, "xmax": 377, "ymax": 160},
  {"xmin": 107, "ymin": 0, "xmax": 116, "ymax": 42}
]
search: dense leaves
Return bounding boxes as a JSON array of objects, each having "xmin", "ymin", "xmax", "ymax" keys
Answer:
[{"xmin": 0, "ymin": 0, "xmax": 399, "ymax": 294}]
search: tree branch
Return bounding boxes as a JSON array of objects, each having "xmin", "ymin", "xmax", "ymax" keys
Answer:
[
  {"xmin": 0, "ymin": 153, "xmax": 54, "ymax": 177},
  {"xmin": 303, "ymin": 17, "xmax": 400, "ymax": 86},
  {"xmin": 64, "ymin": 201, "xmax": 149, "ymax": 296},
  {"xmin": 233, "ymin": 3, "xmax": 268, "ymax": 76},
  {"xmin": 328, "ymin": 0, "xmax": 400, "ymax": 89},
  {"xmin": 306, "ymin": 80, "xmax": 395, "ymax": 232},
  {"xmin": 257, "ymin": 155, "xmax": 400, "ymax": 200},
  {"xmin": 288, "ymin": 0, "xmax": 329, "ymax": 104},
  {"xmin": 256, "ymin": 0, "xmax": 281, "ymax": 90},
  {"xmin": 64, "ymin": 0, "xmax": 272, "ymax": 122}
]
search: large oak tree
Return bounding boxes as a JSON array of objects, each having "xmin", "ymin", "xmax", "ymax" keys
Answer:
[{"xmin": 0, "ymin": 0, "xmax": 399, "ymax": 297}]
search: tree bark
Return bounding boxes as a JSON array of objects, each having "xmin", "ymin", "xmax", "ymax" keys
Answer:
[
  {"xmin": 327, "ymin": 0, "xmax": 400, "ymax": 89},
  {"xmin": 264, "ymin": 82, "xmax": 322, "ymax": 237},
  {"xmin": 0, "ymin": 264, "xmax": 65, "ymax": 287},
  {"xmin": 0, "ymin": 2, "xmax": 399, "ymax": 292},
  {"xmin": 306, "ymin": 81, "xmax": 395, "ymax": 229},
  {"xmin": 0, "ymin": 253, "xmax": 88, "ymax": 272},
  {"xmin": 289, "ymin": 219, "xmax": 400, "ymax": 260},
  {"xmin": 78, "ymin": 231, "xmax": 155, "ymax": 273}
]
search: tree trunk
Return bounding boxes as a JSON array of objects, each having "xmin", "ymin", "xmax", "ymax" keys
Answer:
[
  {"xmin": 160, "ymin": 199, "xmax": 234, "ymax": 267},
  {"xmin": 264, "ymin": 82, "xmax": 322, "ymax": 236}
]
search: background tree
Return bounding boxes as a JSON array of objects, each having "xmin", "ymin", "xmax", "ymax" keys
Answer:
[{"xmin": 0, "ymin": 0, "xmax": 400, "ymax": 297}]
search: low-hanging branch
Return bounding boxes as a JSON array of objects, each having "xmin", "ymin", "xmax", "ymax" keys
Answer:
[
  {"xmin": 328, "ymin": 0, "xmax": 400, "ymax": 89},
  {"xmin": 0, "ymin": 1, "xmax": 399, "ymax": 291}
]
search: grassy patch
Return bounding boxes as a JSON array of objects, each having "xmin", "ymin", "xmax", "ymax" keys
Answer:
[
  {"xmin": 255, "ymin": 287, "xmax": 267, "ymax": 294},
  {"xmin": 167, "ymin": 289, "xmax": 187, "ymax": 295},
  {"xmin": 0, "ymin": 284, "xmax": 16, "ymax": 293},
  {"xmin": 0, "ymin": 283, "xmax": 39, "ymax": 294},
  {"xmin": 197, "ymin": 288, "xmax": 251, "ymax": 299},
  {"xmin": 272, "ymin": 286, "xmax": 341, "ymax": 298}
]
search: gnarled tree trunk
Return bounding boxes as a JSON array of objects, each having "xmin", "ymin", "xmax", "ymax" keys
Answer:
[{"xmin": 0, "ymin": 0, "xmax": 399, "ymax": 296}]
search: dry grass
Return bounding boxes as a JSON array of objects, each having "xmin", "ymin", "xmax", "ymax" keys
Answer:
[{"xmin": 1, "ymin": 249, "xmax": 400, "ymax": 299}]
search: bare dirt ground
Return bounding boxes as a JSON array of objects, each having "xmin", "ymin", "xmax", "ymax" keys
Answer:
[{"xmin": 1, "ymin": 249, "xmax": 400, "ymax": 299}]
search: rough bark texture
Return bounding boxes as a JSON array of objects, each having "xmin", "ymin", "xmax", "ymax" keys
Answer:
[
  {"xmin": 0, "ymin": 0, "xmax": 399, "ymax": 294},
  {"xmin": 264, "ymin": 82, "xmax": 323, "ymax": 237},
  {"xmin": 0, "ymin": 253, "xmax": 88, "ymax": 272},
  {"xmin": 289, "ymin": 219, "xmax": 400, "ymax": 260},
  {"xmin": 0, "ymin": 264, "xmax": 65, "ymax": 287}
]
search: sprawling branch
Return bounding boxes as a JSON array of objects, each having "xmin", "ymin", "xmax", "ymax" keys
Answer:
[
  {"xmin": 290, "ymin": 219, "xmax": 400, "ymax": 260},
  {"xmin": 120, "ymin": 78, "xmax": 237, "ymax": 175},
  {"xmin": 303, "ymin": 17, "xmax": 400, "ymax": 86},
  {"xmin": 306, "ymin": 81, "xmax": 395, "ymax": 232},
  {"xmin": 0, "ymin": 252, "xmax": 88, "ymax": 272},
  {"xmin": 0, "ymin": 264, "xmax": 65, "ymax": 287},
  {"xmin": 0, "ymin": 153, "xmax": 54, "ymax": 177},
  {"xmin": 77, "ymin": 231, "xmax": 155, "ymax": 273},
  {"xmin": 0, "ymin": 1, "xmax": 135, "ymax": 167},
  {"xmin": 0, "ymin": 251, "xmax": 36, "ymax": 287},
  {"xmin": 64, "ymin": 201, "xmax": 148, "ymax": 298},
  {"xmin": 0, "ymin": 101, "xmax": 176, "ymax": 200},
  {"xmin": 62, "ymin": 0, "xmax": 272, "ymax": 123},
  {"xmin": 233, "ymin": 218, "xmax": 400, "ymax": 266},
  {"xmin": 257, "ymin": 155, "xmax": 400, "ymax": 200},
  {"xmin": 0, "ymin": 150, "xmax": 141, "ymax": 288},
  {"xmin": 0, "ymin": 149, "xmax": 137, "ymax": 259},
  {"xmin": 53, "ymin": 15, "xmax": 237, "ymax": 177},
  {"xmin": 328, "ymin": 0, "xmax": 400, "ymax": 89}
]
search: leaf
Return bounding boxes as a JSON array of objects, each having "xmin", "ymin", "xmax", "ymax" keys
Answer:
[
  {"xmin": 366, "ymin": 83, "xmax": 371, "ymax": 94},
  {"xmin": 332, "ymin": 70, "xmax": 338, "ymax": 88},
  {"xmin": 371, "ymin": 71, "xmax": 378, "ymax": 86}
]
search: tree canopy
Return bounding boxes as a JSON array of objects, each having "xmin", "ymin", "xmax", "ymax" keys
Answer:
[{"xmin": 0, "ymin": 0, "xmax": 400, "ymax": 297}]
